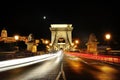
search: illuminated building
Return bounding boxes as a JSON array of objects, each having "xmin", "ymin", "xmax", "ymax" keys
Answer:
[{"xmin": 0, "ymin": 28, "xmax": 27, "ymax": 43}]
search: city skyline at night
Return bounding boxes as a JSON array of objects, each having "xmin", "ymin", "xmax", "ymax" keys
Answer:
[
  {"xmin": 0, "ymin": 2, "xmax": 119, "ymax": 46},
  {"xmin": 1, "ymin": 2, "xmax": 120, "ymax": 80}
]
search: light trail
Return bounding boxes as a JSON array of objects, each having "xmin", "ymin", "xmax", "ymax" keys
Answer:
[{"xmin": 0, "ymin": 50, "xmax": 63, "ymax": 72}]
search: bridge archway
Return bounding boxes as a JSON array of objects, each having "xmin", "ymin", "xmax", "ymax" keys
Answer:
[
  {"xmin": 49, "ymin": 24, "xmax": 73, "ymax": 51},
  {"xmin": 58, "ymin": 37, "xmax": 65, "ymax": 43}
]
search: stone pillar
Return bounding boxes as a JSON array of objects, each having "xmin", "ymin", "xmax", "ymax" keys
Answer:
[
  {"xmin": 26, "ymin": 42, "xmax": 34, "ymax": 51},
  {"xmin": 86, "ymin": 42, "xmax": 98, "ymax": 55},
  {"xmin": 32, "ymin": 44, "xmax": 37, "ymax": 53},
  {"xmin": 25, "ymin": 33, "xmax": 38, "ymax": 53},
  {"xmin": 26, "ymin": 42, "xmax": 38, "ymax": 53},
  {"xmin": 86, "ymin": 33, "xmax": 99, "ymax": 55}
]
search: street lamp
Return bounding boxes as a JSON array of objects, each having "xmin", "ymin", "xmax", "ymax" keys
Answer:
[
  {"xmin": 73, "ymin": 39, "xmax": 80, "ymax": 51},
  {"xmin": 75, "ymin": 40, "xmax": 79, "ymax": 44},
  {"xmin": 14, "ymin": 35, "xmax": 19, "ymax": 41},
  {"xmin": 44, "ymin": 40, "xmax": 49, "ymax": 45},
  {"xmin": 14, "ymin": 35, "xmax": 19, "ymax": 51},
  {"xmin": 105, "ymin": 33, "xmax": 111, "ymax": 40},
  {"xmin": 105, "ymin": 33, "xmax": 111, "ymax": 51}
]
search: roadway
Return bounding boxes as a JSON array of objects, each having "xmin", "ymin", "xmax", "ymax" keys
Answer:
[
  {"xmin": 63, "ymin": 53, "xmax": 120, "ymax": 80},
  {"xmin": 0, "ymin": 51, "xmax": 120, "ymax": 80},
  {"xmin": 0, "ymin": 51, "xmax": 63, "ymax": 80}
]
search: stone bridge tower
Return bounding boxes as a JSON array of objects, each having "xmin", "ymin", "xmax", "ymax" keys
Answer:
[{"xmin": 49, "ymin": 24, "xmax": 73, "ymax": 51}]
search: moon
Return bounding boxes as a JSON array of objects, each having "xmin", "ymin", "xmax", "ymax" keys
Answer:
[{"xmin": 43, "ymin": 16, "xmax": 46, "ymax": 19}]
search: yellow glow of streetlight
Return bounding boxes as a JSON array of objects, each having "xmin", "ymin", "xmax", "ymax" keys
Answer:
[
  {"xmin": 14, "ymin": 35, "xmax": 19, "ymax": 41},
  {"xmin": 45, "ymin": 40, "xmax": 49, "ymax": 44},
  {"xmin": 105, "ymin": 33, "xmax": 111, "ymax": 40},
  {"xmin": 75, "ymin": 40, "xmax": 79, "ymax": 44}
]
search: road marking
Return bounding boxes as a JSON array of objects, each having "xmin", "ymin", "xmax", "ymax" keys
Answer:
[{"xmin": 56, "ymin": 62, "xmax": 66, "ymax": 80}]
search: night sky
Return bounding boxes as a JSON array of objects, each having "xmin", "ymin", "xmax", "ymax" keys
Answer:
[{"xmin": 0, "ymin": 2, "xmax": 119, "ymax": 45}]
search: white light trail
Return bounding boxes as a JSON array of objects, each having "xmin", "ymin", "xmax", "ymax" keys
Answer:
[
  {"xmin": 0, "ymin": 50, "xmax": 63, "ymax": 72},
  {"xmin": 14, "ymin": 53, "xmax": 63, "ymax": 80}
]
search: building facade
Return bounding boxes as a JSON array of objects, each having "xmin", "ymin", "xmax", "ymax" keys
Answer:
[{"xmin": 0, "ymin": 28, "xmax": 27, "ymax": 43}]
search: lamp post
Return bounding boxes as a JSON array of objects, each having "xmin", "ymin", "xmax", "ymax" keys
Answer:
[
  {"xmin": 73, "ymin": 39, "xmax": 80, "ymax": 51},
  {"xmin": 105, "ymin": 33, "xmax": 111, "ymax": 51},
  {"xmin": 44, "ymin": 40, "xmax": 50, "ymax": 51},
  {"xmin": 14, "ymin": 35, "xmax": 19, "ymax": 51}
]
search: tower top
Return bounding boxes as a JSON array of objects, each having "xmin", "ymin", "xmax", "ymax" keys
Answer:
[
  {"xmin": 1, "ymin": 27, "xmax": 8, "ymax": 38},
  {"xmin": 51, "ymin": 24, "xmax": 72, "ymax": 28}
]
